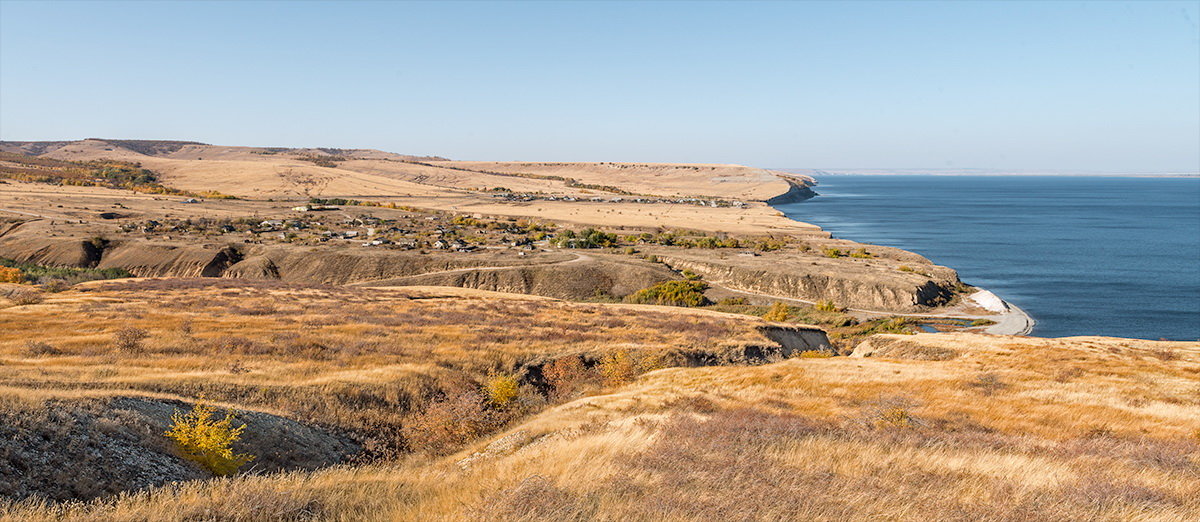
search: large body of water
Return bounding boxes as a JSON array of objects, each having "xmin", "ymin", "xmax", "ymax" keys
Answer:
[{"xmin": 774, "ymin": 175, "xmax": 1200, "ymax": 340}]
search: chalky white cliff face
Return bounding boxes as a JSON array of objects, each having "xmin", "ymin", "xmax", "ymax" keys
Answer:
[{"xmin": 969, "ymin": 290, "xmax": 1008, "ymax": 313}]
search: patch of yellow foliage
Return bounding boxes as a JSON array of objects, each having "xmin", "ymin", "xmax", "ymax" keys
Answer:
[
  {"xmin": 762, "ymin": 301, "xmax": 791, "ymax": 322},
  {"xmin": 164, "ymin": 402, "xmax": 255, "ymax": 476},
  {"xmin": 485, "ymin": 374, "xmax": 520, "ymax": 407},
  {"xmin": 0, "ymin": 266, "xmax": 23, "ymax": 284}
]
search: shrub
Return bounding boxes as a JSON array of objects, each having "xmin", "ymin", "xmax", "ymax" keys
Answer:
[
  {"xmin": 1055, "ymin": 367, "xmax": 1085, "ymax": 383},
  {"xmin": 0, "ymin": 266, "xmax": 22, "ymax": 283},
  {"xmin": 0, "ymin": 257, "xmax": 131, "ymax": 285},
  {"xmin": 8, "ymin": 289, "xmax": 43, "ymax": 305},
  {"xmin": 898, "ymin": 265, "xmax": 915, "ymax": 273},
  {"xmin": 485, "ymin": 374, "xmax": 520, "ymax": 407},
  {"xmin": 755, "ymin": 237, "xmax": 787, "ymax": 251},
  {"xmin": 165, "ymin": 402, "xmax": 255, "ymax": 476},
  {"xmin": 543, "ymin": 356, "xmax": 591, "ymax": 400},
  {"xmin": 814, "ymin": 300, "xmax": 840, "ymax": 312},
  {"xmin": 553, "ymin": 227, "xmax": 618, "ymax": 249},
  {"xmin": 849, "ymin": 248, "xmax": 873, "ymax": 258},
  {"xmin": 402, "ymin": 391, "xmax": 499, "ymax": 455},
  {"xmin": 865, "ymin": 396, "xmax": 921, "ymax": 429},
  {"xmin": 22, "ymin": 341, "xmax": 61, "ymax": 356},
  {"xmin": 598, "ymin": 350, "xmax": 639, "ymax": 387},
  {"xmin": 40, "ymin": 279, "xmax": 72, "ymax": 293},
  {"xmin": 626, "ymin": 280, "xmax": 710, "ymax": 307},
  {"xmin": 822, "ymin": 248, "xmax": 844, "ymax": 258},
  {"xmin": 968, "ymin": 372, "xmax": 1009, "ymax": 396},
  {"xmin": 762, "ymin": 302, "xmax": 792, "ymax": 322},
  {"xmin": 113, "ymin": 327, "xmax": 149, "ymax": 352},
  {"xmin": 1149, "ymin": 348, "xmax": 1178, "ymax": 361},
  {"xmin": 796, "ymin": 350, "xmax": 832, "ymax": 359}
]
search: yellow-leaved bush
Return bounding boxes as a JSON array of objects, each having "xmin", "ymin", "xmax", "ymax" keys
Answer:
[
  {"xmin": 762, "ymin": 302, "xmax": 791, "ymax": 322},
  {"xmin": 485, "ymin": 374, "xmax": 520, "ymax": 407},
  {"xmin": 165, "ymin": 402, "xmax": 255, "ymax": 476},
  {"xmin": 0, "ymin": 266, "xmax": 23, "ymax": 284}
]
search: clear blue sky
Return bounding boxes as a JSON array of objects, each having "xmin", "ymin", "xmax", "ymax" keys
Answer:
[{"xmin": 1, "ymin": 1, "xmax": 1197, "ymax": 172}]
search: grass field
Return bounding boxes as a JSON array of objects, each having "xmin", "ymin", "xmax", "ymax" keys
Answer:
[{"xmin": 1, "ymin": 278, "xmax": 1196, "ymax": 520}]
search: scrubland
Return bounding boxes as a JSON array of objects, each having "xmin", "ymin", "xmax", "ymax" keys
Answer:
[
  {"xmin": 1, "ymin": 278, "xmax": 1196, "ymax": 520},
  {"xmin": 0, "ymin": 278, "xmax": 778, "ymax": 453},
  {"xmin": 1, "ymin": 141, "xmax": 1196, "ymax": 521}
]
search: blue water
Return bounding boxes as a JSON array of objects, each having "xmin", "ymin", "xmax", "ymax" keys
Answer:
[{"xmin": 774, "ymin": 176, "xmax": 1200, "ymax": 340}]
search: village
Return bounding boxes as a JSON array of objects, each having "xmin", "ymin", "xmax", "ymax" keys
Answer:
[
  {"xmin": 113, "ymin": 203, "xmax": 785, "ymax": 255},
  {"xmin": 487, "ymin": 191, "xmax": 749, "ymax": 208}
]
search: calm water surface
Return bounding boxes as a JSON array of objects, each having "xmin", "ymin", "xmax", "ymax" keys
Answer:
[{"xmin": 774, "ymin": 175, "xmax": 1200, "ymax": 340}]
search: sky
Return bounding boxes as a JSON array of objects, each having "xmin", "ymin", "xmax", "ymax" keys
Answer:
[{"xmin": 1, "ymin": 1, "xmax": 1197, "ymax": 172}]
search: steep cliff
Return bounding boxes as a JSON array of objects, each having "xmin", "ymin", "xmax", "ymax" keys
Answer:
[
  {"xmin": 765, "ymin": 174, "xmax": 819, "ymax": 204},
  {"xmin": 654, "ymin": 251, "xmax": 959, "ymax": 312},
  {"xmin": 0, "ymin": 226, "xmax": 673, "ymax": 300}
]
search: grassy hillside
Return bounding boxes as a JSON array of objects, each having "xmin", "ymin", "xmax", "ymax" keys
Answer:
[
  {"xmin": 0, "ymin": 329, "xmax": 1194, "ymax": 520},
  {"xmin": 0, "ymin": 151, "xmax": 231, "ymax": 199},
  {"xmin": 0, "ymin": 278, "xmax": 825, "ymax": 504}
]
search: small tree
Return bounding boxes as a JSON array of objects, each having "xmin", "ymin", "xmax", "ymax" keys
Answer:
[
  {"xmin": 626, "ymin": 280, "xmax": 710, "ymax": 307},
  {"xmin": 165, "ymin": 402, "xmax": 255, "ymax": 476},
  {"xmin": 763, "ymin": 302, "xmax": 791, "ymax": 322},
  {"xmin": 485, "ymin": 373, "xmax": 520, "ymax": 407}
]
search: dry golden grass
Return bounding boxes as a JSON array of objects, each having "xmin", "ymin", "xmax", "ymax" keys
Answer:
[
  {"xmin": 2, "ymin": 310, "xmax": 1195, "ymax": 521},
  {"xmin": 0, "ymin": 278, "xmax": 776, "ymax": 458}
]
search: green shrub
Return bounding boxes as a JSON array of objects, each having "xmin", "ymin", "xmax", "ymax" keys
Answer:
[
  {"xmin": 822, "ymin": 248, "xmax": 844, "ymax": 258},
  {"xmin": 864, "ymin": 317, "xmax": 917, "ymax": 335},
  {"xmin": 0, "ymin": 257, "xmax": 132, "ymax": 285},
  {"xmin": 553, "ymin": 228, "xmax": 619, "ymax": 249},
  {"xmin": 627, "ymin": 280, "xmax": 710, "ymax": 307},
  {"xmin": 755, "ymin": 238, "xmax": 787, "ymax": 252},
  {"xmin": 796, "ymin": 350, "xmax": 833, "ymax": 359}
]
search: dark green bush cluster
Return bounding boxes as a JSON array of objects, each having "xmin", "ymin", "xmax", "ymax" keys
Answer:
[
  {"xmin": 624, "ymin": 231, "xmax": 742, "ymax": 249},
  {"xmin": 88, "ymin": 161, "xmax": 158, "ymax": 185},
  {"xmin": 626, "ymin": 280, "xmax": 711, "ymax": 307},
  {"xmin": 0, "ymin": 257, "xmax": 132, "ymax": 285},
  {"xmin": 554, "ymin": 228, "xmax": 619, "ymax": 249},
  {"xmin": 295, "ymin": 154, "xmax": 345, "ymax": 168}
]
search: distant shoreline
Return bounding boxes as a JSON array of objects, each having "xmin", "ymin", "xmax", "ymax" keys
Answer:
[
  {"xmin": 777, "ymin": 169, "xmax": 1200, "ymax": 178},
  {"xmin": 766, "ymin": 175, "xmax": 1037, "ymax": 336}
]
